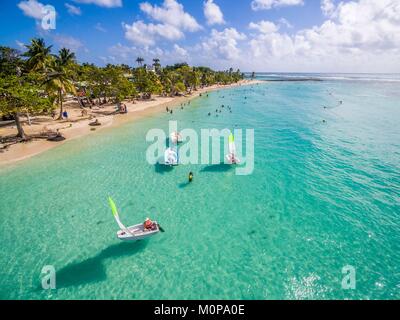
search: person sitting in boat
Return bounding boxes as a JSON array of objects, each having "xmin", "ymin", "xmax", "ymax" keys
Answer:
[
  {"xmin": 228, "ymin": 153, "xmax": 237, "ymax": 164},
  {"xmin": 144, "ymin": 218, "xmax": 155, "ymax": 231}
]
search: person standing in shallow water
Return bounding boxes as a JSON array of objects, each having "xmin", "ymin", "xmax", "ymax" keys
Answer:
[{"xmin": 189, "ymin": 172, "xmax": 194, "ymax": 183}]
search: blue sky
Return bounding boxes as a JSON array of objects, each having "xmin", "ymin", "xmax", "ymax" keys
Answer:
[{"xmin": 1, "ymin": 0, "xmax": 399, "ymax": 72}]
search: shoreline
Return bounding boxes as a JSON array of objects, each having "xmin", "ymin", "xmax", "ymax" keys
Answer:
[{"xmin": 0, "ymin": 79, "xmax": 263, "ymax": 167}]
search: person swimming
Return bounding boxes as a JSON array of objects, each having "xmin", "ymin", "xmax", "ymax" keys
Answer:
[{"xmin": 188, "ymin": 172, "xmax": 194, "ymax": 183}]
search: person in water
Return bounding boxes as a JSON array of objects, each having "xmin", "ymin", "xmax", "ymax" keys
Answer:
[{"xmin": 189, "ymin": 172, "xmax": 194, "ymax": 183}]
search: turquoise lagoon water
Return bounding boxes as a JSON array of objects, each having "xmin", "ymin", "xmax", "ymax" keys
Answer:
[{"xmin": 0, "ymin": 77, "xmax": 399, "ymax": 299}]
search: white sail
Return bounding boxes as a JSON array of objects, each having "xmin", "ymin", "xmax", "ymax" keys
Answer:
[
  {"xmin": 108, "ymin": 197, "xmax": 135, "ymax": 236},
  {"xmin": 226, "ymin": 133, "xmax": 240, "ymax": 164},
  {"xmin": 229, "ymin": 141, "xmax": 236, "ymax": 155},
  {"xmin": 164, "ymin": 147, "xmax": 178, "ymax": 166},
  {"xmin": 114, "ymin": 213, "xmax": 128, "ymax": 231}
]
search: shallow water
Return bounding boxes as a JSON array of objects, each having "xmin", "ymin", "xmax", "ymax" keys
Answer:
[{"xmin": 0, "ymin": 79, "xmax": 399, "ymax": 299}]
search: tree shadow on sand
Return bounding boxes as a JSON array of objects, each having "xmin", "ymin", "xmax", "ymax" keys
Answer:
[
  {"xmin": 34, "ymin": 241, "xmax": 147, "ymax": 291},
  {"xmin": 200, "ymin": 163, "xmax": 234, "ymax": 173}
]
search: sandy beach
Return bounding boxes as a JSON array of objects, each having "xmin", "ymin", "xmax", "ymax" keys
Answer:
[{"xmin": 0, "ymin": 79, "xmax": 262, "ymax": 166}]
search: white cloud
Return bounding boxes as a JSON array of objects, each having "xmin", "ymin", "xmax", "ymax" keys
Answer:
[
  {"xmin": 173, "ymin": 44, "xmax": 188, "ymax": 58},
  {"xmin": 107, "ymin": 43, "xmax": 138, "ymax": 61},
  {"xmin": 251, "ymin": 0, "xmax": 304, "ymax": 11},
  {"xmin": 245, "ymin": 0, "xmax": 400, "ymax": 72},
  {"xmin": 124, "ymin": 0, "xmax": 201, "ymax": 47},
  {"xmin": 15, "ymin": 40, "xmax": 25, "ymax": 49},
  {"xmin": 123, "ymin": 20, "xmax": 184, "ymax": 47},
  {"xmin": 52, "ymin": 34, "xmax": 84, "ymax": 52},
  {"xmin": 182, "ymin": 0, "xmax": 399, "ymax": 72},
  {"xmin": 17, "ymin": 0, "xmax": 47, "ymax": 20},
  {"xmin": 65, "ymin": 3, "xmax": 82, "ymax": 15},
  {"xmin": 140, "ymin": 0, "xmax": 201, "ymax": 32},
  {"xmin": 204, "ymin": 0, "xmax": 225, "ymax": 26},
  {"xmin": 321, "ymin": 0, "xmax": 335, "ymax": 16},
  {"xmin": 200, "ymin": 28, "xmax": 247, "ymax": 61},
  {"xmin": 73, "ymin": 0, "xmax": 122, "ymax": 8},
  {"xmin": 249, "ymin": 20, "xmax": 279, "ymax": 34},
  {"xmin": 95, "ymin": 23, "xmax": 107, "ymax": 32},
  {"xmin": 278, "ymin": 18, "xmax": 293, "ymax": 28}
]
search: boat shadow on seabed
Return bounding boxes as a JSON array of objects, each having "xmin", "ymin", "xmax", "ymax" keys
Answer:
[
  {"xmin": 33, "ymin": 241, "xmax": 147, "ymax": 291},
  {"xmin": 200, "ymin": 163, "xmax": 234, "ymax": 173},
  {"xmin": 154, "ymin": 162, "xmax": 174, "ymax": 174}
]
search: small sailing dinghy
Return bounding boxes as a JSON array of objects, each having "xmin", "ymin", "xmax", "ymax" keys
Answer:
[
  {"xmin": 170, "ymin": 131, "xmax": 183, "ymax": 144},
  {"xmin": 108, "ymin": 197, "xmax": 160, "ymax": 241},
  {"xmin": 164, "ymin": 147, "xmax": 179, "ymax": 166},
  {"xmin": 226, "ymin": 133, "xmax": 241, "ymax": 164}
]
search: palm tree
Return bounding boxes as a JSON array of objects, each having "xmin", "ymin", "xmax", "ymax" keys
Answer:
[
  {"xmin": 136, "ymin": 57, "xmax": 144, "ymax": 67},
  {"xmin": 44, "ymin": 49, "xmax": 77, "ymax": 120},
  {"xmin": 152, "ymin": 58, "xmax": 161, "ymax": 73},
  {"xmin": 23, "ymin": 38, "xmax": 52, "ymax": 72},
  {"xmin": 55, "ymin": 48, "xmax": 76, "ymax": 67}
]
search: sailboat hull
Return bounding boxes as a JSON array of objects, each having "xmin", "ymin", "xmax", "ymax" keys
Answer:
[
  {"xmin": 117, "ymin": 222, "xmax": 160, "ymax": 241},
  {"xmin": 226, "ymin": 154, "xmax": 241, "ymax": 164}
]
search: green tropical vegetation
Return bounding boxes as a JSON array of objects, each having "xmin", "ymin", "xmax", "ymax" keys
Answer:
[{"xmin": 0, "ymin": 38, "xmax": 244, "ymax": 139}]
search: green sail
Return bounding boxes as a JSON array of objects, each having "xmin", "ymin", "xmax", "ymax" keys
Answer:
[{"xmin": 108, "ymin": 197, "xmax": 119, "ymax": 217}]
